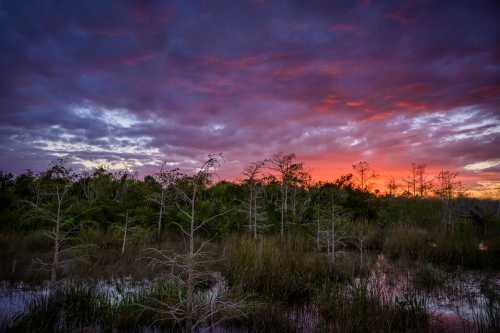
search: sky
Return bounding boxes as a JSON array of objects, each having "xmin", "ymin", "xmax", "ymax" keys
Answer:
[{"xmin": 0, "ymin": 0, "xmax": 499, "ymax": 197}]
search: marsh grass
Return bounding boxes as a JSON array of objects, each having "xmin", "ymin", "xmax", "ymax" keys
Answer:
[
  {"xmin": 316, "ymin": 280, "xmax": 429, "ymax": 333},
  {"xmin": 4, "ymin": 281, "xmax": 186, "ymax": 333},
  {"xmin": 473, "ymin": 277, "xmax": 500, "ymax": 333},
  {"xmin": 223, "ymin": 234, "xmax": 336, "ymax": 303},
  {"xmin": 7, "ymin": 284, "xmax": 111, "ymax": 332},
  {"xmin": 2, "ymin": 229, "xmax": 500, "ymax": 332},
  {"xmin": 383, "ymin": 223, "xmax": 500, "ymax": 269}
]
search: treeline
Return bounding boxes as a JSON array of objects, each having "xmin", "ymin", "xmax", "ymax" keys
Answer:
[{"xmin": 0, "ymin": 153, "xmax": 497, "ymax": 237}]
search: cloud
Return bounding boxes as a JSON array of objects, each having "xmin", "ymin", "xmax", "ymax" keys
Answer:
[
  {"xmin": 464, "ymin": 160, "xmax": 500, "ymax": 172},
  {"xmin": 0, "ymin": 0, "xmax": 499, "ymax": 195}
]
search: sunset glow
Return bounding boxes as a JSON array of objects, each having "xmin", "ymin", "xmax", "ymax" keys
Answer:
[{"xmin": 0, "ymin": 1, "xmax": 499, "ymax": 197}]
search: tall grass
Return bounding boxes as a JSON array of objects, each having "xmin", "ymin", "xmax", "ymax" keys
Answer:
[
  {"xmin": 5, "ymin": 282, "xmax": 183, "ymax": 333},
  {"xmin": 223, "ymin": 234, "xmax": 336, "ymax": 303},
  {"xmin": 8, "ymin": 285, "xmax": 111, "ymax": 332},
  {"xmin": 316, "ymin": 280, "xmax": 429, "ymax": 333},
  {"xmin": 383, "ymin": 223, "xmax": 500, "ymax": 269},
  {"xmin": 473, "ymin": 277, "xmax": 500, "ymax": 333}
]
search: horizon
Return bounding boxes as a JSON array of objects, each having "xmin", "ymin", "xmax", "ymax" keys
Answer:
[
  {"xmin": 2, "ymin": 154, "xmax": 497, "ymax": 199},
  {"xmin": 1, "ymin": 1, "xmax": 499, "ymax": 198}
]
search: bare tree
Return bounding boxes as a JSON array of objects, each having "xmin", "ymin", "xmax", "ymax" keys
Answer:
[
  {"xmin": 269, "ymin": 153, "xmax": 305, "ymax": 238},
  {"xmin": 404, "ymin": 163, "xmax": 418, "ymax": 197},
  {"xmin": 113, "ymin": 209, "xmax": 140, "ymax": 255},
  {"xmin": 326, "ymin": 186, "xmax": 348, "ymax": 263},
  {"xmin": 415, "ymin": 164, "xmax": 432, "ymax": 197},
  {"xmin": 145, "ymin": 154, "xmax": 241, "ymax": 332},
  {"xmin": 150, "ymin": 161, "xmax": 177, "ymax": 239},
  {"xmin": 435, "ymin": 169, "xmax": 461, "ymax": 231},
  {"xmin": 402, "ymin": 163, "xmax": 432, "ymax": 198},
  {"xmin": 312, "ymin": 183, "xmax": 348, "ymax": 261},
  {"xmin": 352, "ymin": 161, "xmax": 376, "ymax": 191},
  {"xmin": 315, "ymin": 203, "xmax": 321, "ymax": 251},
  {"xmin": 435, "ymin": 170, "xmax": 459, "ymax": 201},
  {"xmin": 242, "ymin": 160, "xmax": 266, "ymax": 239},
  {"xmin": 329, "ymin": 191, "xmax": 337, "ymax": 262},
  {"xmin": 386, "ymin": 176, "xmax": 398, "ymax": 197},
  {"xmin": 27, "ymin": 160, "xmax": 76, "ymax": 284}
]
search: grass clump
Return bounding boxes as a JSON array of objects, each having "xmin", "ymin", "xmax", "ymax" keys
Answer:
[
  {"xmin": 383, "ymin": 224, "xmax": 428, "ymax": 260},
  {"xmin": 474, "ymin": 277, "xmax": 500, "ymax": 333},
  {"xmin": 224, "ymin": 235, "xmax": 335, "ymax": 303},
  {"xmin": 316, "ymin": 280, "xmax": 429, "ymax": 333},
  {"xmin": 5, "ymin": 281, "xmax": 183, "ymax": 333},
  {"xmin": 8, "ymin": 285, "xmax": 111, "ymax": 333}
]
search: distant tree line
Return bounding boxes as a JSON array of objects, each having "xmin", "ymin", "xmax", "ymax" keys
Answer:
[{"xmin": 0, "ymin": 155, "xmax": 497, "ymax": 249}]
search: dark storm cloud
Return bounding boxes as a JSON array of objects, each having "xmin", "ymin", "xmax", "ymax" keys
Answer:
[{"xmin": 0, "ymin": 0, "xmax": 499, "ymax": 192}]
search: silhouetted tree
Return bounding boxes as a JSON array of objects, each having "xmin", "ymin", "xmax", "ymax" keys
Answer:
[
  {"xmin": 352, "ymin": 161, "xmax": 376, "ymax": 191},
  {"xmin": 386, "ymin": 176, "xmax": 398, "ymax": 197}
]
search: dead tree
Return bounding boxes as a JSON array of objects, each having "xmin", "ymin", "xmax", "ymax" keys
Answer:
[
  {"xmin": 313, "ymin": 183, "xmax": 348, "ymax": 261},
  {"xmin": 315, "ymin": 204, "xmax": 321, "ymax": 251},
  {"xmin": 386, "ymin": 176, "xmax": 398, "ymax": 197},
  {"xmin": 326, "ymin": 187, "xmax": 348, "ymax": 263},
  {"xmin": 113, "ymin": 209, "xmax": 140, "ymax": 255},
  {"xmin": 352, "ymin": 161, "xmax": 376, "ymax": 192},
  {"xmin": 435, "ymin": 170, "xmax": 461, "ymax": 231},
  {"xmin": 404, "ymin": 163, "xmax": 418, "ymax": 197},
  {"xmin": 269, "ymin": 153, "xmax": 304, "ymax": 238},
  {"xmin": 415, "ymin": 164, "xmax": 432, "ymax": 197},
  {"xmin": 242, "ymin": 160, "xmax": 266, "ymax": 239},
  {"xmin": 145, "ymin": 154, "xmax": 242, "ymax": 332},
  {"xmin": 330, "ymin": 192, "xmax": 337, "ymax": 262},
  {"xmin": 150, "ymin": 161, "xmax": 177, "ymax": 239},
  {"xmin": 27, "ymin": 160, "xmax": 76, "ymax": 284}
]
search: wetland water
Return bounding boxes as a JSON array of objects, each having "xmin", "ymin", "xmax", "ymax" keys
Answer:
[{"xmin": 1, "ymin": 256, "xmax": 498, "ymax": 332}]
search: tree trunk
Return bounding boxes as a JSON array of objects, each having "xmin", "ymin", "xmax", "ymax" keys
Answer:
[
  {"xmin": 121, "ymin": 211, "xmax": 128, "ymax": 255},
  {"xmin": 359, "ymin": 238, "xmax": 364, "ymax": 268},
  {"xmin": 280, "ymin": 184, "xmax": 284, "ymax": 239},
  {"xmin": 284, "ymin": 183, "xmax": 288, "ymax": 236},
  {"xmin": 249, "ymin": 185, "xmax": 253, "ymax": 236},
  {"xmin": 331, "ymin": 196, "xmax": 335, "ymax": 263},
  {"xmin": 253, "ymin": 186, "xmax": 257, "ymax": 240},
  {"xmin": 186, "ymin": 185, "xmax": 196, "ymax": 332},
  {"xmin": 316, "ymin": 207, "xmax": 320, "ymax": 251},
  {"xmin": 158, "ymin": 188, "xmax": 164, "ymax": 239},
  {"xmin": 51, "ymin": 187, "xmax": 62, "ymax": 284}
]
